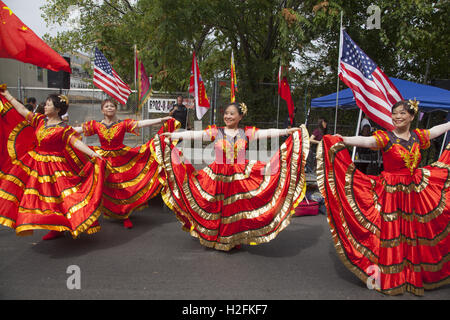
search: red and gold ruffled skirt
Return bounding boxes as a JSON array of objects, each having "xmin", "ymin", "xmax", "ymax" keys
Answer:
[
  {"xmin": 92, "ymin": 119, "xmax": 180, "ymax": 219},
  {"xmin": 152, "ymin": 126, "xmax": 309, "ymax": 251},
  {"xmin": 317, "ymin": 135, "xmax": 450, "ymax": 295},
  {"xmin": 0, "ymin": 106, "xmax": 106, "ymax": 238}
]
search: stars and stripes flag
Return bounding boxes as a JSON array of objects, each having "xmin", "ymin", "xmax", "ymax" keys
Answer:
[
  {"xmin": 93, "ymin": 47, "xmax": 131, "ymax": 105},
  {"xmin": 189, "ymin": 51, "xmax": 210, "ymax": 119},
  {"xmin": 338, "ymin": 30, "xmax": 403, "ymax": 131},
  {"xmin": 230, "ymin": 51, "xmax": 238, "ymax": 103}
]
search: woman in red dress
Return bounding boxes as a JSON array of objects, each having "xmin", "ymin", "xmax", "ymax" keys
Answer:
[
  {"xmin": 317, "ymin": 99, "xmax": 450, "ymax": 295},
  {"xmin": 155, "ymin": 102, "xmax": 309, "ymax": 251},
  {"xmin": 74, "ymin": 98, "xmax": 178, "ymax": 228},
  {"xmin": 0, "ymin": 89, "xmax": 106, "ymax": 240}
]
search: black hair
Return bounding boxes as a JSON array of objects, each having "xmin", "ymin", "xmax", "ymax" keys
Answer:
[
  {"xmin": 27, "ymin": 97, "xmax": 37, "ymax": 104},
  {"xmin": 392, "ymin": 100, "xmax": 416, "ymax": 116},
  {"xmin": 225, "ymin": 102, "xmax": 245, "ymax": 116},
  {"xmin": 318, "ymin": 117, "xmax": 328, "ymax": 135},
  {"xmin": 36, "ymin": 103, "xmax": 45, "ymax": 114},
  {"xmin": 47, "ymin": 94, "xmax": 69, "ymax": 117},
  {"xmin": 101, "ymin": 98, "xmax": 118, "ymax": 110}
]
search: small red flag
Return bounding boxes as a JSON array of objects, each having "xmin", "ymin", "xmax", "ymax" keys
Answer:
[
  {"xmin": 135, "ymin": 48, "xmax": 152, "ymax": 113},
  {"xmin": 230, "ymin": 51, "xmax": 238, "ymax": 103},
  {"xmin": 0, "ymin": 2, "xmax": 71, "ymax": 72},
  {"xmin": 278, "ymin": 66, "xmax": 295, "ymax": 126},
  {"xmin": 189, "ymin": 51, "xmax": 210, "ymax": 119}
]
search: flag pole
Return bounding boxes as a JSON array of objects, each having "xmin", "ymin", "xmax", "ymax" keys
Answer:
[
  {"xmin": 352, "ymin": 109, "xmax": 363, "ymax": 161},
  {"xmin": 134, "ymin": 44, "xmax": 138, "ymax": 115},
  {"xmin": 439, "ymin": 131, "xmax": 448, "ymax": 158},
  {"xmin": 277, "ymin": 65, "xmax": 281, "ymax": 129},
  {"xmin": 277, "ymin": 95, "xmax": 280, "ymax": 129},
  {"xmin": 439, "ymin": 112, "xmax": 450, "ymax": 157},
  {"xmin": 334, "ymin": 11, "xmax": 343, "ymax": 134}
]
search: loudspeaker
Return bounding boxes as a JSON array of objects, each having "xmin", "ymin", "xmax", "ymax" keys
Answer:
[{"xmin": 47, "ymin": 56, "xmax": 71, "ymax": 89}]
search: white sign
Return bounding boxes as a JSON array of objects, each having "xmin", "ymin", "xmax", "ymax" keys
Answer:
[
  {"xmin": 147, "ymin": 98, "xmax": 177, "ymax": 113},
  {"xmin": 147, "ymin": 97, "xmax": 195, "ymax": 113}
]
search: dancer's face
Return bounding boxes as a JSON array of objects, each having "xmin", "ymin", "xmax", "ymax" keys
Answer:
[
  {"xmin": 44, "ymin": 99, "xmax": 59, "ymax": 117},
  {"xmin": 102, "ymin": 101, "xmax": 117, "ymax": 118},
  {"xmin": 223, "ymin": 105, "xmax": 242, "ymax": 128},
  {"xmin": 392, "ymin": 104, "xmax": 414, "ymax": 130}
]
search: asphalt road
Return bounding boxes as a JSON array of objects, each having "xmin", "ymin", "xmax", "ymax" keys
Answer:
[{"xmin": 1, "ymin": 195, "xmax": 448, "ymax": 301}]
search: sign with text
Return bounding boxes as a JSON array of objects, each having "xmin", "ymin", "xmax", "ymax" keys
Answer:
[{"xmin": 147, "ymin": 97, "xmax": 194, "ymax": 113}]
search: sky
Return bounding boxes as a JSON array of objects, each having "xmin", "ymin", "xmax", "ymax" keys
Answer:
[{"xmin": 4, "ymin": 0, "xmax": 63, "ymax": 38}]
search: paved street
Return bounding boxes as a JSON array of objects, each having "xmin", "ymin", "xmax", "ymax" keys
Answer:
[{"xmin": 1, "ymin": 196, "xmax": 448, "ymax": 301}]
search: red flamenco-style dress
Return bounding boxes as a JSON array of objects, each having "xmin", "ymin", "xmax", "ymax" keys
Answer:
[
  {"xmin": 152, "ymin": 125, "xmax": 309, "ymax": 251},
  {"xmin": 317, "ymin": 129, "xmax": 450, "ymax": 295},
  {"xmin": 0, "ymin": 97, "xmax": 106, "ymax": 238},
  {"xmin": 81, "ymin": 118, "xmax": 179, "ymax": 220}
]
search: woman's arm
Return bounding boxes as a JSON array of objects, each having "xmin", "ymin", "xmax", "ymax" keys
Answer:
[
  {"xmin": 253, "ymin": 127, "xmax": 299, "ymax": 140},
  {"xmin": 310, "ymin": 134, "xmax": 320, "ymax": 144},
  {"xmin": 160, "ymin": 129, "xmax": 211, "ymax": 141},
  {"xmin": 336, "ymin": 134, "xmax": 378, "ymax": 149},
  {"xmin": 137, "ymin": 116, "xmax": 172, "ymax": 128},
  {"xmin": 0, "ymin": 90, "xmax": 31, "ymax": 119},
  {"xmin": 71, "ymin": 138, "xmax": 102, "ymax": 159},
  {"xmin": 429, "ymin": 121, "xmax": 450, "ymax": 140},
  {"xmin": 72, "ymin": 126, "xmax": 83, "ymax": 134}
]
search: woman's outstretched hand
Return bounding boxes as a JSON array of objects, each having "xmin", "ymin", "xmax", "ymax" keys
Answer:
[
  {"xmin": 287, "ymin": 127, "xmax": 301, "ymax": 135},
  {"xmin": 0, "ymin": 89, "xmax": 13, "ymax": 101}
]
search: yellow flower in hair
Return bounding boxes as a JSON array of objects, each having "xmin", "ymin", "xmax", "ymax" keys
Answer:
[
  {"xmin": 239, "ymin": 102, "xmax": 248, "ymax": 116},
  {"xmin": 59, "ymin": 95, "xmax": 69, "ymax": 105},
  {"xmin": 408, "ymin": 98, "xmax": 419, "ymax": 114}
]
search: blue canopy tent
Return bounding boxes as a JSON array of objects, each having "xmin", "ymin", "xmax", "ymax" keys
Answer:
[{"xmin": 311, "ymin": 77, "xmax": 450, "ymax": 111}]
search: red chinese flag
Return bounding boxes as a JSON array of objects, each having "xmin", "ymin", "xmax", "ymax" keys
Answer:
[
  {"xmin": 135, "ymin": 49, "xmax": 152, "ymax": 113},
  {"xmin": 0, "ymin": 2, "xmax": 71, "ymax": 72},
  {"xmin": 278, "ymin": 66, "xmax": 295, "ymax": 126}
]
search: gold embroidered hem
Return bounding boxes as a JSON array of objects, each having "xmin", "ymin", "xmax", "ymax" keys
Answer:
[
  {"xmin": 155, "ymin": 126, "xmax": 309, "ymax": 251},
  {"xmin": 317, "ymin": 134, "xmax": 450, "ymax": 296}
]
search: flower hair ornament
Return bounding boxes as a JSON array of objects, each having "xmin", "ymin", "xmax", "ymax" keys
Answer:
[
  {"xmin": 408, "ymin": 98, "xmax": 419, "ymax": 115},
  {"xmin": 239, "ymin": 102, "xmax": 248, "ymax": 116},
  {"xmin": 59, "ymin": 95, "xmax": 69, "ymax": 105}
]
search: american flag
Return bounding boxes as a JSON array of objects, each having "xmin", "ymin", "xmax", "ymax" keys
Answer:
[
  {"xmin": 339, "ymin": 30, "xmax": 403, "ymax": 130},
  {"xmin": 93, "ymin": 48, "xmax": 131, "ymax": 105}
]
